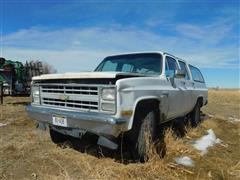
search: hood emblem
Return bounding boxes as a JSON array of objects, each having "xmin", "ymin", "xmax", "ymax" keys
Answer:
[{"xmin": 59, "ymin": 94, "xmax": 69, "ymax": 101}]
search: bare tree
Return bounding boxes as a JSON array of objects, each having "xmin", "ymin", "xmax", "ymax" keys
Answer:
[
  {"xmin": 26, "ymin": 60, "xmax": 57, "ymax": 75},
  {"xmin": 41, "ymin": 62, "xmax": 57, "ymax": 74}
]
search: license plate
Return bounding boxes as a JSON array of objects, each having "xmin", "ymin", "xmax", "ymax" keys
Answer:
[{"xmin": 52, "ymin": 115, "xmax": 67, "ymax": 127}]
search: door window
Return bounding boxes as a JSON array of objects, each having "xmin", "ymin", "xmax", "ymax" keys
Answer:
[
  {"xmin": 165, "ymin": 56, "xmax": 178, "ymax": 78},
  {"xmin": 178, "ymin": 61, "xmax": 190, "ymax": 80}
]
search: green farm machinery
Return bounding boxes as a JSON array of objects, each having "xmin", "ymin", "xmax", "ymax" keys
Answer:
[{"xmin": 0, "ymin": 57, "xmax": 44, "ymax": 95}]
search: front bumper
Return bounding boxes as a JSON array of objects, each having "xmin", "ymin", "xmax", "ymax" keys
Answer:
[{"xmin": 26, "ymin": 105, "xmax": 126, "ymax": 137}]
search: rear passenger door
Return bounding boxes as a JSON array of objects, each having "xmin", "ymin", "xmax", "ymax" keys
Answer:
[
  {"xmin": 178, "ymin": 60, "xmax": 194, "ymax": 113},
  {"xmin": 189, "ymin": 65, "xmax": 207, "ymax": 108}
]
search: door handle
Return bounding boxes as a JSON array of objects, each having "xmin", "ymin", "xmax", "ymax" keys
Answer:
[{"xmin": 191, "ymin": 82, "xmax": 195, "ymax": 88}]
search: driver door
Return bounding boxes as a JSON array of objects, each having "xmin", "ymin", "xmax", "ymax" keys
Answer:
[{"xmin": 165, "ymin": 56, "xmax": 185, "ymax": 119}]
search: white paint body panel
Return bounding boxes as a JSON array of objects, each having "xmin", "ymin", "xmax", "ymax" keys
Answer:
[{"xmin": 32, "ymin": 72, "xmax": 144, "ymax": 80}]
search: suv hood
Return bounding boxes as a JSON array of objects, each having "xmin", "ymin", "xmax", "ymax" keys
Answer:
[{"xmin": 32, "ymin": 72, "xmax": 145, "ymax": 81}]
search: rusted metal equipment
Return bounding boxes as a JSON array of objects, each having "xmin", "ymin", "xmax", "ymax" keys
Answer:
[{"xmin": 0, "ymin": 57, "xmax": 44, "ymax": 95}]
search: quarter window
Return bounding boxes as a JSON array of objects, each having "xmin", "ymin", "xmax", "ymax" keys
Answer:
[
  {"xmin": 165, "ymin": 56, "xmax": 178, "ymax": 78},
  {"xmin": 189, "ymin": 65, "xmax": 205, "ymax": 82},
  {"xmin": 178, "ymin": 61, "xmax": 190, "ymax": 80}
]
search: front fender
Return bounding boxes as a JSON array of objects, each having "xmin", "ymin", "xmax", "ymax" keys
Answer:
[{"xmin": 128, "ymin": 96, "xmax": 162, "ymax": 130}]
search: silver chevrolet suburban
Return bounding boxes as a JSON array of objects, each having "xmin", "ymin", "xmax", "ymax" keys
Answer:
[{"xmin": 27, "ymin": 52, "xmax": 208, "ymax": 161}]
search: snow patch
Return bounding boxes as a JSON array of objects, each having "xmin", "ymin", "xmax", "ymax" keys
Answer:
[
  {"xmin": 0, "ymin": 123, "xmax": 8, "ymax": 127},
  {"xmin": 208, "ymin": 114, "xmax": 214, "ymax": 118},
  {"xmin": 193, "ymin": 129, "xmax": 221, "ymax": 155},
  {"xmin": 175, "ymin": 156, "xmax": 194, "ymax": 167}
]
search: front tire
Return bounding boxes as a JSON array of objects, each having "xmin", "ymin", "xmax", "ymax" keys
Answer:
[{"xmin": 135, "ymin": 110, "xmax": 157, "ymax": 162}]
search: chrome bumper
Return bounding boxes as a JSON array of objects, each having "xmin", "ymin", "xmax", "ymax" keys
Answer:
[{"xmin": 26, "ymin": 105, "xmax": 126, "ymax": 137}]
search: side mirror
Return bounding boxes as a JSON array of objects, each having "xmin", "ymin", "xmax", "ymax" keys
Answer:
[{"xmin": 175, "ymin": 69, "xmax": 186, "ymax": 78}]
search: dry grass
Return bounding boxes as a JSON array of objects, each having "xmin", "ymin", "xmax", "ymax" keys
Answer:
[
  {"xmin": 0, "ymin": 90, "xmax": 240, "ymax": 179},
  {"xmin": 202, "ymin": 89, "xmax": 240, "ymax": 119}
]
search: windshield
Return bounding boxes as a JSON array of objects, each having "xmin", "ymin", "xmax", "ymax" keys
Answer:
[{"xmin": 95, "ymin": 53, "xmax": 162, "ymax": 75}]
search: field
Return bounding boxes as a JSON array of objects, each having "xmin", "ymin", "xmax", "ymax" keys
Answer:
[{"xmin": 0, "ymin": 90, "xmax": 240, "ymax": 179}]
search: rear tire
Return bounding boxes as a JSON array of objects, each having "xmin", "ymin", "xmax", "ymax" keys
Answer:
[
  {"xmin": 190, "ymin": 100, "xmax": 201, "ymax": 127},
  {"xmin": 49, "ymin": 128, "xmax": 67, "ymax": 144}
]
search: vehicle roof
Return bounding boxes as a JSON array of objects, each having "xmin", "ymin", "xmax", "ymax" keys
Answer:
[{"xmin": 105, "ymin": 51, "xmax": 164, "ymax": 57}]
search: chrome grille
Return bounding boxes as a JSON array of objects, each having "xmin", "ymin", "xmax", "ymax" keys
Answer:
[
  {"xmin": 40, "ymin": 84, "xmax": 99, "ymax": 112},
  {"xmin": 41, "ymin": 85, "xmax": 98, "ymax": 95}
]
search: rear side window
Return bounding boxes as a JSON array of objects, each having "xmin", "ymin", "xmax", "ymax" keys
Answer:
[
  {"xmin": 178, "ymin": 61, "xmax": 190, "ymax": 80},
  {"xmin": 189, "ymin": 65, "xmax": 205, "ymax": 82},
  {"xmin": 165, "ymin": 56, "xmax": 178, "ymax": 78}
]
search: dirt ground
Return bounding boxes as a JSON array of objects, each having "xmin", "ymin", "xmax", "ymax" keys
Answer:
[{"xmin": 0, "ymin": 89, "xmax": 239, "ymax": 180}]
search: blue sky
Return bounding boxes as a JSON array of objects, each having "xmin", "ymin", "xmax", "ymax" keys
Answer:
[{"xmin": 1, "ymin": 0, "xmax": 239, "ymax": 88}]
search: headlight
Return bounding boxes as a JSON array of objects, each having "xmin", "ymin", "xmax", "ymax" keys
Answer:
[
  {"xmin": 101, "ymin": 88, "xmax": 115, "ymax": 101},
  {"xmin": 101, "ymin": 102, "xmax": 115, "ymax": 112},
  {"xmin": 32, "ymin": 86, "xmax": 40, "ymax": 104}
]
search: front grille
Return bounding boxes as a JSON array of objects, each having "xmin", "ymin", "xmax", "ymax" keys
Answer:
[
  {"xmin": 40, "ymin": 84, "xmax": 99, "ymax": 112},
  {"xmin": 41, "ymin": 85, "xmax": 98, "ymax": 95}
]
